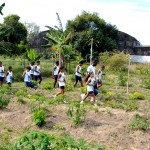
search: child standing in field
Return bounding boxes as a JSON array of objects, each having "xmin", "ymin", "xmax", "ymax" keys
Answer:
[
  {"xmin": 55, "ymin": 66, "xmax": 66, "ymax": 96},
  {"xmin": 34, "ymin": 60, "xmax": 42, "ymax": 85},
  {"xmin": 74, "ymin": 61, "xmax": 84, "ymax": 87},
  {"xmin": 0, "ymin": 61, "xmax": 5, "ymax": 87},
  {"xmin": 80, "ymin": 72, "xmax": 96, "ymax": 105},
  {"xmin": 22, "ymin": 66, "xmax": 35, "ymax": 89},
  {"xmin": 86, "ymin": 59, "xmax": 98, "ymax": 77},
  {"xmin": 30, "ymin": 61, "xmax": 35, "ymax": 80},
  {"xmin": 97, "ymin": 65, "xmax": 105, "ymax": 88},
  {"xmin": 6, "ymin": 66, "xmax": 13, "ymax": 87},
  {"xmin": 53, "ymin": 61, "xmax": 59, "ymax": 89}
]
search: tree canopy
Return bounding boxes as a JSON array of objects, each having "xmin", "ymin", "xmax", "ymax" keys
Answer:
[{"xmin": 66, "ymin": 11, "xmax": 118, "ymax": 57}]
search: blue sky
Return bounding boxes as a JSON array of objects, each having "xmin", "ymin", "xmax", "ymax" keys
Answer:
[{"xmin": 0, "ymin": 0, "xmax": 150, "ymax": 45}]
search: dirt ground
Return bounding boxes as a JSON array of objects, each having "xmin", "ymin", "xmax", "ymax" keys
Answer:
[{"xmin": 0, "ymin": 95, "xmax": 150, "ymax": 150}]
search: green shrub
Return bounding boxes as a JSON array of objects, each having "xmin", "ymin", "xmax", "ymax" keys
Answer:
[
  {"xmin": 121, "ymin": 100, "xmax": 139, "ymax": 111},
  {"xmin": 17, "ymin": 96, "xmax": 24, "ymax": 104},
  {"xmin": 143, "ymin": 79, "xmax": 150, "ymax": 89},
  {"xmin": 105, "ymin": 100, "xmax": 120, "ymax": 108},
  {"xmin": 118, "ymin": 72, "xmax": 127, "ymax": 86},
  {"xmin": 80, "ymin": 87, "xmax": 86, "ymax": 93},
  {"xmin": 43, "ymin": 81, "xmax": 53, "ymax": 90},
  {"xmin": 129, "ymin": 114, "xmax": 150, "ymax": 130},
  {"xmin": 108, "ymin": 52, "xmax": 128, "ymax": 71},
  {"xmin": 13, "ymin": 131, "xmax": 102, "ymax": 150},
  {"xmin": 129, "ymin": 92, "xmax": 145, "ymax": 100},
  {"xmin": 32, "ymin": 106, "xmax": 46, "ymax": 126},
  {"xmin": 0, "ymin": 94, "xmax": 10, "ymax": 108}
]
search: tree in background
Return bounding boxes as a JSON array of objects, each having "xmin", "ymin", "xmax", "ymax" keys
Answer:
[
  {"xmin": 24, "ymin": 22, "xmax": 40, "ymax": 41},
  {"xmin": 1, "ymin": 14, "xmax": 28, "ymax": 54},
  {"xmin": 66, "ymin": 11, "xmax": 118, "ymax": 58},
  {"xmin": 0, "ymin": 3, "xmax": 13, "ymax": 54}
]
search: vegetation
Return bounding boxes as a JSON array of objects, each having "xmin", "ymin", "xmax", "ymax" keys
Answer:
[
  {"xmin": 66, "ymin": 11, "xmax": 118, "ymax": 57},
  {"xmin": 129, "ymin": 114, "xmax": 150, "ymax": 130}
]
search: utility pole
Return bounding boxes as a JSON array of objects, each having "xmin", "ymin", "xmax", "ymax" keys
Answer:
[{"xmin": 90, "ymin": 38, "xmax": 93, "ymax": 65}]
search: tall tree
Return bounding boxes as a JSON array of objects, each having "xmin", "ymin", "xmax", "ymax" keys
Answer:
[
  {"xmin": 1, "ymin": 14, "xmax": 28, "ymax": 54},
  {"xmin": 0, "ymin": 3, "xmax": 12, "ymax": 54},
  {"xmin": 66, "ymin": 11, "xmax": 118, "ymax": 57},
  {"xmin": 24, "ymin": 22, "xmax": 40, "ymax": 41}
]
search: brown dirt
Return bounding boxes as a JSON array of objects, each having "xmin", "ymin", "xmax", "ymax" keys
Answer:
[{"xmin": 0, "ymin": 95, "xmax": 150, "ymax": 150}]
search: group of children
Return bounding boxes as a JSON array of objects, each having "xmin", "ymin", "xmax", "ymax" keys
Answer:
[
  {"xmin": 0, "ymin": 59, "xmax": 105, "ymax": 105},
  {"xmin": 0, "ymin": 61, "xmax": 42, "ymax": 89},
  {"xmin": 53, "ymin": 59, "xmax": 105, "ymax": 105}
]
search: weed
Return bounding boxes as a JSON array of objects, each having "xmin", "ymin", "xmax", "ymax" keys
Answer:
[
  {"xmin": 121, "ymin": 100, "xmax": 139, "ymax": 111},
  {"xmin": 129, "ymin": 114, "xmax": 150, "ymax": 130},
  {"xmin": 0, "ymin": 94, "xmax": 10, "ymax": 108},
  {"xmin": 31, "ymin": 106, "xmax": 46, "ymax": 126},
  {"xmin": 118, "ymin": 72, "xmax": 127, "ymax": 86},
  {"xmin": 129, "ymin": 92, "xmax": 145, "ymax": 100},
  {"xmin": 17, "ymin": 96, "xmax": 24, "ymax": 104},
  {"xmin": 43, "ymin": 81, "xmax": 53, "ymax": 90},
  {"xmin": 143, "ymin": 79, "xmax": 150, "ymax": 89}
]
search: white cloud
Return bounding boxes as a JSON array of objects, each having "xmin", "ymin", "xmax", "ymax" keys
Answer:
[{"xmin": 0, "ymin": 0, "xmax": 150, "ymax": 45}]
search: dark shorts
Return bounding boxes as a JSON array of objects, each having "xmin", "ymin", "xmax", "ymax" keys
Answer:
[
  {"xmin": 0, "ymin": 77, "xmax": 4, "ymax": 82},
  {"xmin": 60, "ymin": 86, "xmax": 65, "ymax": 89},
  {"xmin": 98, "ymin": 80, "xmax": 102, "ymax": 85},
  {"xmin": 75, "ymin": 75, "xmax": 82, "ymax": 82},
  {"xmin": 54, "ymin": 75, "xmax": 58, "ymax": 81},
  {"xmin": 31, "ymin": 74, "xmax": 34, "ymax": 80},
  {"xmin": 7, "ymin": 82, "xmax": 12, "ymax": 87},
  {"xmin": 25, "ymin": 82, "xmax": 34, "ymax": 88},
  {"xmin": 34, "ymin": 75, "xmax": 42, "ymax": 81},
  {"xmin": 88, "ymin": 91, "xmax": 94, "ymax": 95},
  {"xmin": 94, "ymin": 89, "xmax": 99, "ymax": 96}
]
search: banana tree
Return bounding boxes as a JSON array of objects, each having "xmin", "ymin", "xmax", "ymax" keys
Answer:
[
  {"xmin": 43, "ymin": 13, "xmax": 73, "ymax": 66},
  {"xmin": 24, "ymin": 49, "xmax": 43, "ymax": 62}
]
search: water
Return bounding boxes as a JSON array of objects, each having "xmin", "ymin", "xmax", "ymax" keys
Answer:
[{"xmin": 130, "ymin": 55, "xmax": 150, "ymax": 63}]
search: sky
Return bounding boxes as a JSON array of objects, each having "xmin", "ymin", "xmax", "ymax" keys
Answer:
[{"xmin": 0, "ymin": 0, "xmax": 150, "ymax": 45}]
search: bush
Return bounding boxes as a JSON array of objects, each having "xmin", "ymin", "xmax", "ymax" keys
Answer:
[
  {"xmin": 107, "ymin": 52, "xmax": 128, "ymax": 71},
  {"xmin": 143, "ymin": 79, "xmax": 150, "ymax": 89},
  {"xmin": 129, "ymin": 92, "xmax": 145, "ymax": 100},
  {"xmin": 129, "ymin": 114, "xmax": 150, "ymax": 130},
  {"xmin": 0, "ymin": 94, "xmax": 10, "ymax": 108},
  {"xmin": 32, "ymin": 106, "xmax": 46, "ymax": 126},
  {"xmin": 118, "ymin": 72, "xmax": 127, "ymax": 86},
  {"xmin": 121, "ymin": 100, "xmax": 139, "ymax": 111},
  {"xmin": 43, "ymin": 81, "xmax": 53, "ymax": 90}
]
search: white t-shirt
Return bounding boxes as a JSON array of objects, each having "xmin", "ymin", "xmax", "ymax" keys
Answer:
[
  {"xmin": 87, "ymin": 77, "xmax": 95, "ymax": 92},
  {"xmin": 58, "ymin": 72, "xmax": 65, "ymax": 86},
  {"xmin": 30, "ymin": 65, "xmax": 34, "ymax": 74},
  {"xmin": 54, "ymin": 65, "xmax": 59, "ymax": 75},
  {"xmin": 98, "ymin": 70, "xmax": 103, "ymax": 80},
  {"xmin": 6, "ymin": 71, "xmax": 13, "ymax": 83},
  {"xmin": 0, "ymin": 66, "xmax": 4, "ymax": 77},
  {"xmin": 34, "ymin": 65, "xmax": 41, "ymax": 76},
  {"xmin": 87, "ymin": 65, "xmax": 96, "ymax": 77},
  {"xmin": 75, "ymin": 65, "xmax": 81, "ymax": 77},
  {"xmin": 24, "ymin": 71, "xmax": 31, "ymax": 82}
]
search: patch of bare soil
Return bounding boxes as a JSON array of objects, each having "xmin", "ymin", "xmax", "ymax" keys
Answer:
[{"xmin": 0, "ymin": 97, "xmax": 150, "ymax": 150}]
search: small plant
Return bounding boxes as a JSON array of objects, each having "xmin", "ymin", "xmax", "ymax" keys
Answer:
[
  {"xmin": 129, "ymin": 92, "xmax": 145, "ymax": 100},
  {"xmin": 15, "ymin": 90, "xmax": 26, "ymax": 97},
  {"xmin": 121, "ymin": 100, "xmax": 139, "ymax": 111},
  {"xmin": 118, "ymin": 72, "xmax": 127, "ymax": 86},
  {"xmin": 32, "ymin": 106, "xmax": 46, "ymax": 126},
  {"xmin": 43, "ymin": 81, "xmax": 53, "ymax": 90},
  {"xmin": 129, "ymin": 114, "xmax": 150, "ymax": 130},
  {"xmin": 0, "ymin": 94, "xmax": 10, "ymax": 108},
  {"xmin": 105, "ymin": 100, "xmax": 120, "ymax": 108},
  {"xmin": 53, "ymin": 125, "xmax": 65, "ymax": 131},
  {"xmin": 143, "ymin": 79, "xmax": 150, "ymax": 89},
  {"xmin": 80, "ymin": 86, "xmax": 86, "ymax": 93},
  {"xmin": 17, "ymin": 96, "xmax": 24, "ymax": 104}
]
